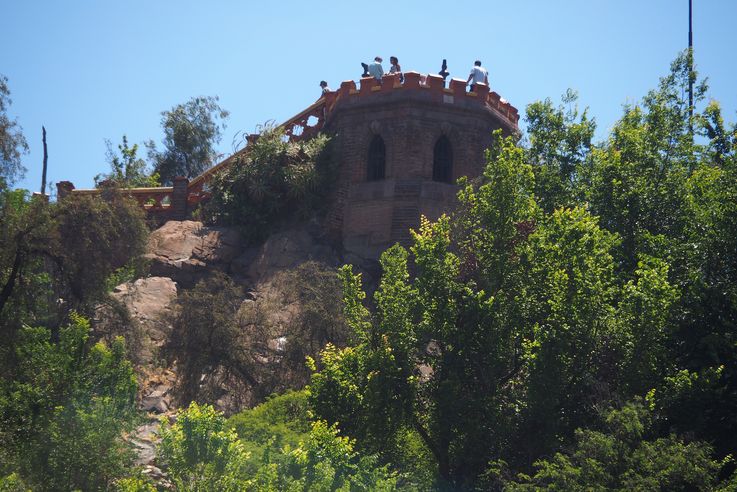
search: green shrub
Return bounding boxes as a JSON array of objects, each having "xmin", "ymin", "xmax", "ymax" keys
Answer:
[
  {"xmin": 160, "ymin": 401, "xmax": 398, "ymax": 491},
  {"xmin": 501, "ymin": 401, "xmax": 737, "ymax": 491},
  {"xmin": 227, "ymin": 390, "xmax": 310, "ymax": 473},
  {"xmin": 204, "ymin": 125, "xmax": 333, "ymax": 242},
  {"xmin": 165, "ymin": 272, "xmax": 245, "ymax": 405},
  {"xmin": 159, "ymin": 402, "xmax": 251, "ymax": 492},
  {"xmin": 0, "ymin": 314, "xmax": 138, "ymax": 491}
]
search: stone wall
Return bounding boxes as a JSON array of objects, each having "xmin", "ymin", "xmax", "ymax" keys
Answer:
[{"xmin": 324, "ymin": 73, "xmax": 518, "ymax": 257}]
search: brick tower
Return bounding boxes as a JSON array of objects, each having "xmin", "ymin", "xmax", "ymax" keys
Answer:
[{"xmin": 323, "ymin": 71, "xmax": 519, "ymax": 258}]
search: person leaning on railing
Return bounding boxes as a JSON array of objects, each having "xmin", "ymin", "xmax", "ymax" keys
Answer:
[
  {"xmin": 319, "ymin": 80, "xmax": 331, "ymax": 98},
  {"xmin": 466, "ymin": 60, "xmax": 489, "ymax": 92}
]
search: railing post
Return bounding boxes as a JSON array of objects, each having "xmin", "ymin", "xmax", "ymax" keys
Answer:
[
  {"xmin": 57, "ymin": 181, "xmax": 75, "ymax": 200},
  {"xmin": 171, "ymin": 176, "xmax": 189, "ymax": 220}
]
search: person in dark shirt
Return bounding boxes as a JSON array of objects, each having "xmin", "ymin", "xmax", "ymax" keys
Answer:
[
  {"xmin": 389, "ymin": 56, "xmax": 404, "ymax": 83},
  {"xmin": 319, "ymin": 80, "xmax": 331, "ymax": 97}
]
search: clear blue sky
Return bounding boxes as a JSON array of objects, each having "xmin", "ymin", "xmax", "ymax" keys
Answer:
[{"xmin": 3, "ymin": 0, "xmax": 736, "ymax": 192}]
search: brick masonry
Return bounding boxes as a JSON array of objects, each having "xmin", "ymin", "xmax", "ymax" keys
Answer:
[{"xmin": 323, "ymin": 74, "xmax": 518, "ymax": 258}]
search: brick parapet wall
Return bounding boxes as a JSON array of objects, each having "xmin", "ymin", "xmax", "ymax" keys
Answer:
[
  {"xmin": 171, "ymin": 177, "xmax": 189, "ymax": 220},
  {"xmin": 331, "ymin": 71, "xmax": 518, "ymax": 135}
]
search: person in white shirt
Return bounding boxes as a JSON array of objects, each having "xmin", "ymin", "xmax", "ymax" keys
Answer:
[
  {"xmin": 368, "ymin": 56, "xmax": 384, "ymax": 81},
  {"xmin": 466, "ymin": 60, "xmax": 489, "ymax": 92}
]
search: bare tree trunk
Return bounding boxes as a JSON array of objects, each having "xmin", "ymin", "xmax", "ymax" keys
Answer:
[
  {"xmin": 412, "ymin": 413, "xmax": 452, "ymax": 484},
  {"xmin": 40, "ymin": 126, "xmax": 48, "ymax": 195}
]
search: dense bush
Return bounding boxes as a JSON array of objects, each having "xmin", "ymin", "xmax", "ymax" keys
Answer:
[
  {"xmin": 501, "ymin": 401, "xmax": 737, "ymax": 490},
  {"xmin": 228, "ymin": 390, "xmax": 311, "ymax": 453},
  {"xmin": 164, "ymin": 272, "xmax": 247, "ymax": 405},
  {"xmin": 204, "ymin": 125, "xmax": 333, "ymax": 242},
  {"xmin": 53, "ymin": 190, "xmax": 149, "ymax": 308},
  {"xmin": 167, "ymin": 262, "xmax": 349, "ymax": 409},
  {"xmin": 0, "ymin": 188, "xmax": 148, "ymax": 335},
  {"xmin": 237, "ymin": 261, "xmax": 350, "ymax": 395},
  {"xmin": 0, "ymin": 315, "xmax": 138, "ymax": 491},
  {"xmin": 159, "ymin": 400, "xmax": 397, "ymax": 491}
]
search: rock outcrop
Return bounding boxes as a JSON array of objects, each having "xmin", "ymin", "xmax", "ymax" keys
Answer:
[
  {"xmin": 94, "ymin": 218, "xmax": 359, "ymax": 476},
  {"xmin": 237, "ymin": 227, "xmax": 339, "ymax": 282},
  {"xmin": 145, "ymin": 220, "xmax": 242, "ymax": 287},
  {"xmin": 111, "ymin": 277, "xmax": 177, "ymax": 346}
]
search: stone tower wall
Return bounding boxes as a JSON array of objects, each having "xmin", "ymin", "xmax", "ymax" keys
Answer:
[{"xmin": 324, "ymin": 72, "xmax": 518, "ymax": 258}]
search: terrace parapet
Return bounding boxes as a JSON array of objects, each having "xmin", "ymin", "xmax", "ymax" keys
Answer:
[{"xmin": 331, "ymin": 71, "xmax": 518, "ymax": 133}]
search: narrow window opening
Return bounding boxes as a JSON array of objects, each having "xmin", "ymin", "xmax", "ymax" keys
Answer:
[
  {"xmin": 433, "ymin": 136, "xmax": 453, "ymax": 183},
  {"xmin": 367, "ymin": 135, "xmax": 386, "ymax": 181}
]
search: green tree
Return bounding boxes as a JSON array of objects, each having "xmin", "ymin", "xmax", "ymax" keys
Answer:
[
  {"xmin": 95, "ymin": 135, "xmax": 160, "ymax": 188},
  {"xmin": 524, "ymin": 89, "xmax": 595, "ymax": 212},
  {"xmin": 259, "ymin": 419, "xmax": 397, "ymax": 491},
  {"xmin": 502, "ymin": 401, "xmax": 736, "ymax": 491},
  {"xmin": 0, "ymin": 188, "xmax": 148, "ymax": 345},
  {"xmin": 237, "ymin": 262, "xmax": 351, "ymax": 396},
  {"xmin": 584, "ymin": 51, "xmax": 706, "ymax": 275},
  {"xmin": 655, "ymin": 144, "xmax": 737, "ymax": 459},
  {"xmin": 53, "ymin": 191, "xmax": 149, "ymax": 309},
  {"xmin": 147, "ymin": 96, "xmax": 229, "ymax": 183},
  {"xmin": 576, "ymin": 52, "xmax": 737, "ymax": 463},
  {"xmin": 0, "ymin": 189, "xmax": 53, "ymax": 329},
  {"xmin": 160, "ymin": 401, "xmax": 397, "ymax": 491},
  {"xmin": 159, "ymin": 402, "xmax": 252, "ymax": 492},
  {"xmin": 205, "ymin": 124, "xmax": 333, "ymax": 242},
  {"xmin": 0, "ymin": 473, "xmax": 27, "ymax": 492},
  {"xmin": 309, "ymin": 128, "xmax": 690, "ymax": 487},
  {"xmin": 165, "ymin": 273, "xmax": 247, "ymax": 405},
  {"xmin": 0, "ymin": 315, "xmax": 138, "ymax": 491},
  {"xmin": 0, "ymin": 74, "xmax": 28, "ymax": 188},
  {"xmin": 698, "ymin": 100, "xmax": 736, "ymax": 166},
  {"xmin": 227, "ymin": 390, "xmax": 311, "ymax": 464}
]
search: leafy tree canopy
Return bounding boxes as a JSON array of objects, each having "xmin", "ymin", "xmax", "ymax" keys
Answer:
[
  {"xmin": 148, "ymin": 96, "xmax": 229, "ymax": 184},
  {"xmin": 95, "ymin": 135, "xmax": 160, "ymax": 188},
  {"xmin": 0, "ymin": 74, "xmax": 29, "ymax": 188},
  {"xmin": 159, "ymin": 401, "xmax": 398, "ymax": 491},
  {"xmin": 0, "ymin": 188, "xmax": 148, "ymax": 336},
  {"xmin": 0, "ymin": 315, "xmax": 138, "ymax": 491},
  {"xmin": 501, "ymin": 401, "xmax": 737, "ymax": 491},
  {"xmin": 308, "ymin": 51, "xmax": 737, "ymax": 489}
]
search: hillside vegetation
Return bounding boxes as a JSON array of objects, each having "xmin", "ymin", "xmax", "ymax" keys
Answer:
[{"xmin": 2, "ymin": 51, "xmax": 737, "ymax": 490}]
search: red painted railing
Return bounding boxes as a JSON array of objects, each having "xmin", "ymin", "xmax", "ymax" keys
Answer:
[{"xmin": 186, "ymin": 97, "xmax": 329, "ymax": 204}]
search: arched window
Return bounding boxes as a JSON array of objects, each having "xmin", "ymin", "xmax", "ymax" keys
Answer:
[
  {"xmin": 433, "ymin": 136, "xmax": 453, "ymax": 183},
  {"xmin": 367, "ymin": 135, "xmax": 386, "ymax": 181}
]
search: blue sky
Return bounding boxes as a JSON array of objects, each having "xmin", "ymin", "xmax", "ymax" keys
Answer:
[{"xmin": 3, "ymin": 0, "xmax": 736, "ymax": 192}]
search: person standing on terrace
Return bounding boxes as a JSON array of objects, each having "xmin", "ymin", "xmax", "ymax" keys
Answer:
[
  {"xmin": 466, "ymin": 60, "xmax": 489, "ymax": 92},
  {"xmin": 389, "ymin": 56, "xmax": 403, "ymax": 83},
  {"xmin": 319, "ymin": 80, "xmax": 331, "ymax": 97},
  {"xmin": 368, "ymin": 56, "xmax": 384, "ymax": 81}
]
